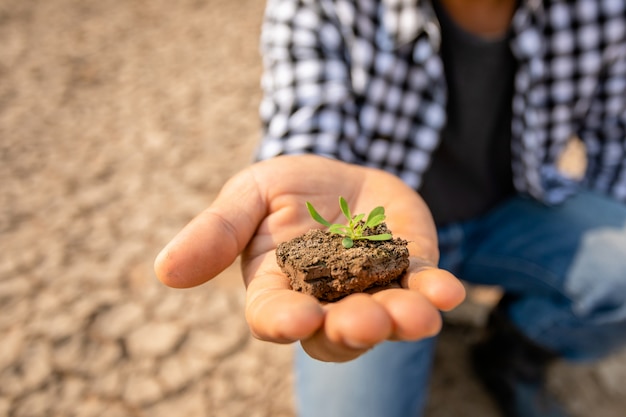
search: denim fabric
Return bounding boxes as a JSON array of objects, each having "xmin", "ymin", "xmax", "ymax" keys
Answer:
[
  {"xmin": 294, "ymin": 338, "xmax": 436, "ymax": 417},
  {"xmin": 445, "ymin": 191, "xmax": 626, "ymax": 361},
  {"xmin": 294, "ymin": 191, "xmax": 626, "ymax": 417}
]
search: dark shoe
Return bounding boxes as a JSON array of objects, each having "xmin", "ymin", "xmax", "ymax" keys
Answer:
[{"xmin": 471, "ymin": 307, "xmax": 570, "ymax": 417}]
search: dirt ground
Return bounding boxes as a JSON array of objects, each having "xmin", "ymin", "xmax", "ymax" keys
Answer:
[{"xmin": 2, "ymin": 0, "xmax": 626, "ymax": 416}]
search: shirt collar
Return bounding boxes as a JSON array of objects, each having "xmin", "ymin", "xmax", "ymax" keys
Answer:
[
  {"xmin": 379, "ymin": 0, "xmax": 543, "ymax": 48},
  {"xmin": 380, "ymin": 0, "xmax": 433, "ymax": 47}
]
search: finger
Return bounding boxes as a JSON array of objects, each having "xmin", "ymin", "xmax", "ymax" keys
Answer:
[
  {"xmin": 401, "ymin": 259, "xmax": 466, "ymax": 311},
  {"xmin": 154, "ymin": 169, "xmax": 265, "ymax": 288},
  {"xmin": 245, "ymin": 272, "xmax": 325, "ymax": 343},
  {"xmin": 371, "ymin": 288, "xmax": 442, "ymax": 340},
  {"xmin": 301, "ymin": 293, "xmax": 393, "ymax": 362}
]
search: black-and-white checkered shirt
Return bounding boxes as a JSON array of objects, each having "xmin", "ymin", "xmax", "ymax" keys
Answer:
[{"xmin": 257, "ymin": 0, "xmax": 626, "ymax": 205}]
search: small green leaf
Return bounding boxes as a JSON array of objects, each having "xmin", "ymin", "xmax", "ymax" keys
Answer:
[
  {"xmin": 353, "ymin": 213, "xmax": 365, "ymax": 224},
  {"xmin": 365, "ymin": 206, "xmax": 386, "ymax": 227},
  {"xmin": 306, "ymin": 201, "xmax": 332, "ymax": 227},
  {"xmin": 362, "ymin": 233, "xmax": 392, "ymax": 241},
  {"xmin": 365, "ymin": 214, "xmax": 386, "ymax": 229},
  {"xmin": 329, "ymin": 224, "xmax": 350, "ymax": 235},
  {"xmin": 342, "ymin": 236, "xmax": 354, "ymax": 248},
  {"xmin": 339, "ymin": 196, "xmax": 351, "ymax": 221}
]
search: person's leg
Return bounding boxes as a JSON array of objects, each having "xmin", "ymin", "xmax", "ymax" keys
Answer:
[
  {"xmin": 458, "ymin": 190, "xmax": 626, "ymax": 360},
  {"xmin": 294, "ymin": 337, "xmax": 436, "ymax": 417},
  {"xmin": 444, "ymin": 190, "xmax": 626, "ymax": 417}
]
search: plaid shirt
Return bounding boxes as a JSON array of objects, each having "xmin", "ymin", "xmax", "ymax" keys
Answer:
[{"xmin": 258, "ymin": 0, "xmax": 626, "ymax": 205}]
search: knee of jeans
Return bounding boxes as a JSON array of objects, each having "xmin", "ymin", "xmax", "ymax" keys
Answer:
[{"xmin": 565, "ymin": 223, "xmax": 626, "ymax": 324}]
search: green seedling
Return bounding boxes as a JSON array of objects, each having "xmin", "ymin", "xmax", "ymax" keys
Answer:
[{"xmin": 306, "ymin": 196, "xmax": 393, "ymax": 249}]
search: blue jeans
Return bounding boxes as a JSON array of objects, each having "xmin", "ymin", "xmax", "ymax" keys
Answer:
[{"xmin": 294, "ymin": 191, "xmax": 626, "ymax": 417}]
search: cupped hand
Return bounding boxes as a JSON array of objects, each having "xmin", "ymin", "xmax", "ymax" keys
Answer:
[{"xmin": 154, "ymin": 155, "xmax": 465, "ymax": 362}]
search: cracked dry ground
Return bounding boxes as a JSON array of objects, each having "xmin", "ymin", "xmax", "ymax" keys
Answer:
[{"xmin": 2, "ymin": 1, "xmax": 626, "ymax": 416}]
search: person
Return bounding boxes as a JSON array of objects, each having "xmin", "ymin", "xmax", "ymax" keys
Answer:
[{"xmin": 155, "ymin": 0, "xmax": 626, "ymax": 416}]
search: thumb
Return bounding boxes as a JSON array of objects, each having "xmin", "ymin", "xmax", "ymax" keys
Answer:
[{"xmin": 154, "ymin": 169, "xmax": 265, "ymax": 288}]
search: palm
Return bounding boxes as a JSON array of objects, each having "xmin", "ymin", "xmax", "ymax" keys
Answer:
[
  {"xmin": 155, "ymin": 155, "xmax": 465, "ymax": 362},
  {"xmin": 241, "ymin": 155, "xmax": 438, "ymax": 282}
]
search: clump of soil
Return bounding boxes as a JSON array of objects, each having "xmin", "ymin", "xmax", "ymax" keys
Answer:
[{"xmin": 276, "ymin": 223, "xmax": 409, "ymax": 301}]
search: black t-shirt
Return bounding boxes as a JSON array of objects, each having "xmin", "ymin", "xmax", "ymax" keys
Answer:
[{"xmin": 419, "ymin": 0, "xmax": 517, "ymax": 226}]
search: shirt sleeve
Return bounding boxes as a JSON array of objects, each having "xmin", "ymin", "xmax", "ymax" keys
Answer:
[
  {"xmin": 256, "ymin": 0, "xmax": 358, "ymax": 162},
  {"xmin": 579, "ymin": 4, "xmax": 626, "ymax": 200}
]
